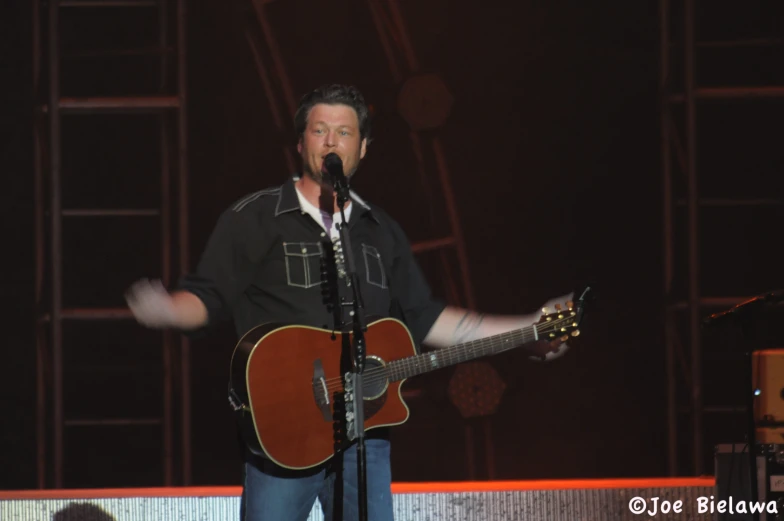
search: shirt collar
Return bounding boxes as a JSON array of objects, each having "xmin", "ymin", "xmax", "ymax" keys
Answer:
[{"xmin": 275, "ymin": 175, "xmax": 379, "ymax": 224}]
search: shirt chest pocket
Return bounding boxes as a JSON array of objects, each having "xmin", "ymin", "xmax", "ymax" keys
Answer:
[
  {"xmin": 361, "ymin": 243, "xmax": 388, "ymax": 289},
  {"xmin": 283, "ymin": 242, "xmax": 323, "ymax": 289}
]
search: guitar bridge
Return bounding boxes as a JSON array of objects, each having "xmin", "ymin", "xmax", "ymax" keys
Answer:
[{"xmin": 312, "ymin": 359, "xmax": 332, "ymax": 422}]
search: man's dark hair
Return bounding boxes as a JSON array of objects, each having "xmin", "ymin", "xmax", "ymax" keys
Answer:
[{"xmin": 294, "ymin": 84, "xmax": 372, "ymax": 143}]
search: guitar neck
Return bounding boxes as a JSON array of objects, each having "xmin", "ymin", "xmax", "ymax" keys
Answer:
[{"xmin": 386, "ymin": 325, "xmax": 539, "ymax": 382}]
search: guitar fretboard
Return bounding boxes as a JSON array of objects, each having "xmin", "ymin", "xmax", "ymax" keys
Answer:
[{"xmin": 386, "ymin": 325, "xmax": 541, "ymax": 382}]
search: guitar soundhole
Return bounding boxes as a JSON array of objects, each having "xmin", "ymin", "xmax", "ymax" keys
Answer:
[{"xmin": 362, "ymin": 356, "xmax": 388, "ymax": 400}]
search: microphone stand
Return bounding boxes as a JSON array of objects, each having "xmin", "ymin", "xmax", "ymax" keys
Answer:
[
  {"xmin": 334, "ymin": 178, "xmax": 369, "ymax": 521},
  {"xmin": 703, "ymin": 289, "xmax": 784, "ymax": 521}
]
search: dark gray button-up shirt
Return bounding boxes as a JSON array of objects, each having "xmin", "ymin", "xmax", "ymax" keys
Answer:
[{"xmin": 178, "ymin": 175, "xmax": 445, "ymax": 349}]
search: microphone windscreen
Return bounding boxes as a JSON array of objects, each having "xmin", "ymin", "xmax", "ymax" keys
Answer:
[{"xmin": 324, "ymin": 153, "xmax": 343, "ymax": 173}]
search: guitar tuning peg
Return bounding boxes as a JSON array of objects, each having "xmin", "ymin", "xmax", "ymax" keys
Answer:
[
  {"xmin": 541, "ymin": 307, "xmax": 548, "ymax": 314},
  {"xmin": 571, "ymin": 330, "xmax": 580, "ymax": 337},
  {"xmin": 555, "ymin": 303, "xmax": 562, "ymax": 311}
]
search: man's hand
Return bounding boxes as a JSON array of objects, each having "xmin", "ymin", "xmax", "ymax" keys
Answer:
[
  {"xmin": 423, "ymin": 291, "xmax": 577, "ymax": 362},
  {"xmin": 528, "ymin": 291, "xmax": 575, "ymax": 361},
  {"xmin": 125, "ymin": 279, "xmax": 180, "ymax": 328},
  {"xmin": 526, "ymin": 338, "xmax": 571, "ymax": 362},
  {"xmin": 537, "ymin": 292, "xmax": 575, "ymax": 319}
]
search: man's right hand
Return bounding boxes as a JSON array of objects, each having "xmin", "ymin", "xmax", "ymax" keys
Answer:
[{"xmin": 125, "ymin": 278, "xmax": 180, "ymax": 329}]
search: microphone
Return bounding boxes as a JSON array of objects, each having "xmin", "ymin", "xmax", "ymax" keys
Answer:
[
  {"xmin": 323, "ymin": 153, "xmax": 348, "ymax": 191},
  {"xmin": 322, "ymin": 152, "xmax": 351, "ymax": 208}
]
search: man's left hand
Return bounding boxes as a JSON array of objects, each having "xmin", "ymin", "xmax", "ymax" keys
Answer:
[{"xmin": 528, "ymin": 291, "xmax": 576, "ymax": 361}]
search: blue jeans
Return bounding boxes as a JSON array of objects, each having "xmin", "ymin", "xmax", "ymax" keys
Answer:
[{"xmin": 239, "ymin": 438, "xmax": 394, "ymax": 521}]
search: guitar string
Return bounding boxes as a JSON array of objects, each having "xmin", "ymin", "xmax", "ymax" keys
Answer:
[
  {"xmin": 317, "ymin": 319, "xmax": 571, "ymax": 394},
  {"xmin": 314, "ymin": 317, "xmax": 573, "ymax": 391},
  {"xmin": 314, "ymin": 314, "xmax": 578, "ymax": 393}
]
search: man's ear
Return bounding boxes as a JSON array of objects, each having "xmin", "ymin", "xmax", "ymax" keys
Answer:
[
  {"xmin": 360, "ymin": 138, "xmax": 367, "ymax": 160},
  {"xmin": 297, "ymin": 139, "xmax": 303, "ymax": 154}
]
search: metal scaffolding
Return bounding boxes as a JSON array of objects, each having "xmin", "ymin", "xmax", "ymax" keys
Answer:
[
  {"xmin": 32, "ymin": 0, "xmax": 474, "ymax": 488},
  {"xmin": 33, "ymin": 0, "xmax": 190, "ymax": 488},
  {"xmin": 660, "ymin": 0, "xmax": 784, "ymax": 476}
]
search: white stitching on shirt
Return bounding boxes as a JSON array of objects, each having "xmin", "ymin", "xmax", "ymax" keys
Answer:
[
  {"xmin": 233, "ymin": 187, "xmax": 281, "ymax": 212},
  {"xmin": 283, "ymin": 241, "xmax": 324, "ymax": 288},
  {"xmin": 362, "ymin": 244, "xmax": 387, "ymax": 289},
  {"xmin": 349, "ymin": 189, "xmax": 371, "ymax": 210}
]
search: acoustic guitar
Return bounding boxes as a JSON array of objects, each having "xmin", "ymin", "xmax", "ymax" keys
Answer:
[{"xmin": 229, "ymin": 289, "xmax": 590, "ymax": 470}]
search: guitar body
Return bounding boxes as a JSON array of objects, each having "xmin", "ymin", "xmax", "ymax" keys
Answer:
[
  {"xmin": 229, "ymin": 317, "xmax": 417, "ymax": 470},
  {"xmin": 228, "ymin": 286, "xmax": 593, "ymax": 471}
]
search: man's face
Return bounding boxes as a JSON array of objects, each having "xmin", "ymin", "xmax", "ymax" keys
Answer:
[{"xmin": 297, "ymin": 103, "xmax": 367, "ymax": 185}]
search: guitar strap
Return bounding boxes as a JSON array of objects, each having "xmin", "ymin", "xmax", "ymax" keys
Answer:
[{"xmin": 228, "ymin": 386, "xmax": 246, "ymax": 413}]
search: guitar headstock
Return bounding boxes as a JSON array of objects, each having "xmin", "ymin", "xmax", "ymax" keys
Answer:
[{"xmin": 536, "ymin": 285, "xmax": 592, "ymax": 343}]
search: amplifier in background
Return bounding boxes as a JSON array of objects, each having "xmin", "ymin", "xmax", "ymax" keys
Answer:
[
  {"xmin": 715, "ymin": 443, "xmax": 784, "ymax": 521},
  {"xmin": 753, "ymin": 348, "xmax": 784, "ymax": 445}
]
